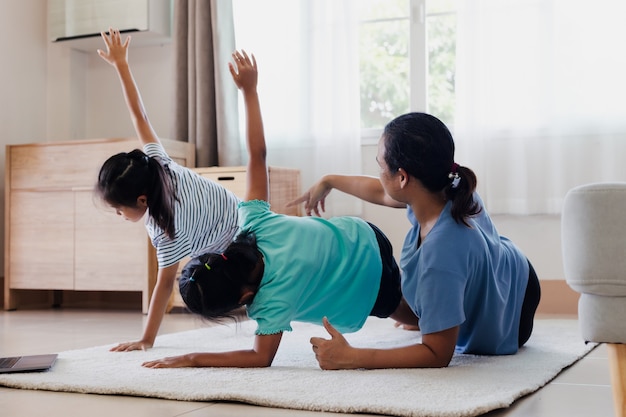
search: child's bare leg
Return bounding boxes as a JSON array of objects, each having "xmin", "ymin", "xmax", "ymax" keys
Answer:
[{"xmin": 389, "ymin": 297, "xmax": 420, "ymax": 331}]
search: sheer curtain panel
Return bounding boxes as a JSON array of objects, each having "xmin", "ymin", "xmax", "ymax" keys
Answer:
[
  {"xmin": 454, "ymin": 0, "xmax": 626, "ymax": 214},
  {"xmin": 233, "ymin": 0, "xmax": 362, "ymax": 216}
]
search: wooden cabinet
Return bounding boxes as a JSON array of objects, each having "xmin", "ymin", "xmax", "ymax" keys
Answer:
[
  {"xmin": 169, "ymin": 166, "xmax": 302, "ymax": 310},
  {"xmin": 4, "ymin": 138, "xmax": 195, "ymax": 312}
]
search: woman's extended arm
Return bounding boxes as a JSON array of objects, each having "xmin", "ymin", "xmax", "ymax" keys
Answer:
[
  {"xmin": 142, "ymin": 332, "xmax": 283, "ymax": 368},
  {"xmin": 289, "ymin": 174, "xmax": 405, "ymax": 217},
  {"xmin": 310, "ymin": 318, "xmax": 458, "ymax": 369},
  {"xmin": 98, "ymin": 27, "xmax": 159, "ymax": 147}
]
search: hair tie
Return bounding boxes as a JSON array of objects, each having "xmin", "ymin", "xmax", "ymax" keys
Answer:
[
  {"xmin": 448, "ymin": 163, "xmax": 461, "ymax": 189},
  {"xmin": 204, "ymin": 263, "xmax": 211, "ymax": 271},
  {"xmin": 221, "ymin": 253, "xmax": 228, "ymax": 261}
]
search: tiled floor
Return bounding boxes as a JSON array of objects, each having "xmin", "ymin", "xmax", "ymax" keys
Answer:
[{"xmin": 0, "ymin": 309, "xmax": 616, "ymax": 417}]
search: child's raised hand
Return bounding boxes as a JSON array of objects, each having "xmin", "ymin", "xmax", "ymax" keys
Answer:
[
  {"xmin": 97, "ymin": 27, "xmax": 130, "ymax": 67},
  {"xmin": 228, "ymin": 50, "xmax": 257, "ymax": 92}
]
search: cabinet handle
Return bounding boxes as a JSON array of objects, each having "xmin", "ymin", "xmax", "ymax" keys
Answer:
[{"xmin": 217, "ymin": 176, "xmax": 236, "ymax": 181}]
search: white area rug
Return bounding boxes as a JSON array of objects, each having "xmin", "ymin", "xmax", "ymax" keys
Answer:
[{"xmin": 0, "ymin": 318, "xmax": 594, "ymax": 417}]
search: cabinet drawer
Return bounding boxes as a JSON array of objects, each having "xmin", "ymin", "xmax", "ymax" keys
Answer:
[{"xmin": 194, "ymin": 168, "xmax": 247, "ymax": 199}]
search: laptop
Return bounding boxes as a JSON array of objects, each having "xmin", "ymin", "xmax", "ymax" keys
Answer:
[{"xmin": 0, "ymin": 354, "xmax": 58, "ymax": 374}]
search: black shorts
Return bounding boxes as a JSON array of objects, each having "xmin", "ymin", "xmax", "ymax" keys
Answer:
[
  {"xmin": 519, "ymin": 259, "xmax": 541, "ymax": 347},
  {"xmin": 367, "ymin": 222, "xmax": 402, "ymax": 318}
]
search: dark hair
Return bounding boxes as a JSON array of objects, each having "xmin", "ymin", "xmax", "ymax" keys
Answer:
[
  {"xmin": 382, "ymin": 112, "xmax": 481, "ymax": 226},
  {"xmin": 179, "ymin": 230, "xmax": 263, "ymax": 321},
  {"xmin": 95, "ymin": 149, "xmax": 177, "ymax": 239}
]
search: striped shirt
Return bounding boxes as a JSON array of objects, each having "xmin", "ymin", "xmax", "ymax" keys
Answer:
[{"xmin": 143, "ymin": 143, "xmax": 241, "ymax": 268}]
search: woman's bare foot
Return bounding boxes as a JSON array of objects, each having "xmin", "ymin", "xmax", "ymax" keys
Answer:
[{"xmin": 394, "ymin": 321, "xmax": 420, "ymax": 331}]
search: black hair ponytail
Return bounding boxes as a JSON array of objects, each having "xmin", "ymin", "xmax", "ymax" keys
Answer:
[
  {"xmin": 383, "ymin": 112, "xmax": 481, "ymax": 227},
  {"xmin": 179, "ymin": 230, "xmax": 263, "ymax": 321},
  {"xmin": 96, "ymin": 149, "xmax": 177, "ymax": 239},
  {"xmin": 444, "ymin": 165, "xmax": 481, "ymax": 227}
]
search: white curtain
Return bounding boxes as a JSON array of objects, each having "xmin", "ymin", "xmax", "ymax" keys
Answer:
[
  {"xmin": 232, "ymin": 0, "xmax": 361, "ymax": 216},
  {"xmin": 454, "ymin": 0, "xmax": 626, "ymax": 214}
]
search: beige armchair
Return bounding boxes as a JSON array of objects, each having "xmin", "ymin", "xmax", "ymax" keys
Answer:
[{"xmin": 562, "ymin": 182, "xmax": 626, "ymax": 417}]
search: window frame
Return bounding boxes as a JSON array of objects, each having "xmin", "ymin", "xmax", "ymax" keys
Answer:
[{"xmin": 360, "ymin": 0, "xmax": 426, "ymax": 145}]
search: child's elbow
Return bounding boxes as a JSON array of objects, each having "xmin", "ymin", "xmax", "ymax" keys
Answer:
[{"xmin": 252, "ymin": 355, "xmax": 274, "ymax": 368}]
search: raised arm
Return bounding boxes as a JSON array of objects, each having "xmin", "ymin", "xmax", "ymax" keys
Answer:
[
  {"xmin": 97, "ymin": 27, "xmax": 159, "ymax": 146},
  {"xmin": 289, "ymin": 174, "xmax": 406, "ymax": 216},
  {"xmin": 228, "ymin": 50, "xmax": 268, "ymax": 203}
]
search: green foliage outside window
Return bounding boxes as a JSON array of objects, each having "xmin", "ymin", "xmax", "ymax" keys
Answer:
[{"xmin": 358, "ymin": 0, "xmax": 456, "ymax": 129}]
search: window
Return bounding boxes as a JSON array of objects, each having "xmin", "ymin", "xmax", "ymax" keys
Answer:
[
  {"xmin": 232, "ymin": 0, "xmax": 626, "ymax": 215},
  {"xmin": 357, "ymin": 0, "xmax": 457, "ymax": 137},
  {"xmin": 232, "ymin": 0, "xmax": 458, "ymax": 140}
]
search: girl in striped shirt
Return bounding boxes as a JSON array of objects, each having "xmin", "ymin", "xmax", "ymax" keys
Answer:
[{"xmin": 95, "ymin": 28, "xmax": 240, "ymax": 352}]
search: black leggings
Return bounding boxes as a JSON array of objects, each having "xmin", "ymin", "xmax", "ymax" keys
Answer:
[
  {"xmin": 366, "ymin": 222, "xmax": 402, "ymax": 318},
  {"xmin": 518, "ymin": 260, "xmax": 541, "ymax": 347}
]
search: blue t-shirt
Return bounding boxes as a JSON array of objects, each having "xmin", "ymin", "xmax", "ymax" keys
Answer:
[
  {"xmin": 400, "ymin": 193, "xmax": 529, "ymax": 355},
  {"xmin": 239, "ymin": 200, "xmax": 382, "ymax": 335}
]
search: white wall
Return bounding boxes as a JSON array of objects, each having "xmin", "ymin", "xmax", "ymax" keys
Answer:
[
  {"xmin": 84, "ymin": 42, "xmax": 174, "ymax": 140},
  {"xmin": 0, "ymin": 2, "xmax": 565, "ymax": 281},
  {"xmin": 0, "ymin": 0, "xmax": 48, "ymax": 275}
]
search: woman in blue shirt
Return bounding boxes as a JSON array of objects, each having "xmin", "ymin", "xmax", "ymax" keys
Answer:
[{"xmin": 292, "ymin": 112, "xmax": 541, "ymax": 369}]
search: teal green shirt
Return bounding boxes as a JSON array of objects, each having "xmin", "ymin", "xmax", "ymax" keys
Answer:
[{"xmin": 239, "ymin": 200, "xmax": 382, "ymax": 335}]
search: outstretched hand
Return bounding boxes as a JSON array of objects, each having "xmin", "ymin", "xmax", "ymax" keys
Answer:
[
  {"xmin": 310, "ymin": 317, "xmax": 355, "ymax": 370},
  {"xmin": 286, "ymin": 179, "xmax": 332, "ymax": 217},
  {"xmin": 97, "ymin": 27, "xmax": 130, "ymax": 67},
  {"xmin": 229, "ymin": 50, "xmax": 257, "ymax": 92}
]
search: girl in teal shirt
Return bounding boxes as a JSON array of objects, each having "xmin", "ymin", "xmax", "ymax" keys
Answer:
[{"xmin": 141, "ymin": 51, "xmax": 417, "ymax": 369}]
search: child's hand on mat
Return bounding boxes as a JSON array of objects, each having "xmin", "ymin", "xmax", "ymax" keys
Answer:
[
  {"xmin": 310, "ymin": 317, "xmax": 355, "ymax": 370},
  {"xmin": 110, "ymin": 340, "xmax": 153, "ymax": 352},
  {"xmin": 142, "ymin": 354, "xmax": 193, "ymax": 369}
]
